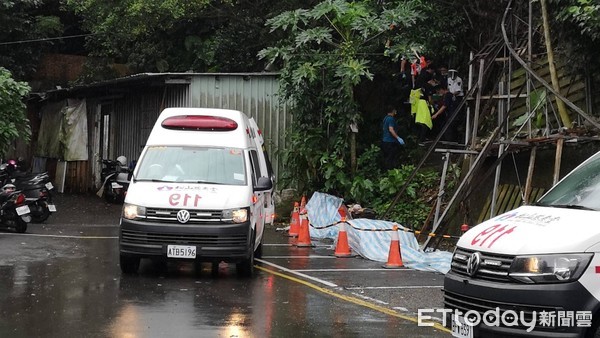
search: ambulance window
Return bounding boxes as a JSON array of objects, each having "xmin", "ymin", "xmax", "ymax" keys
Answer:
[
  {"xmin": 263, "ymin": 147, "xmax": 274, "ymax": 178},
  {"xmin": 249, "ymin": 150, "xmax": 262, "ymax": 184},
  {"xmin": 135, "ymin": 146, "xmax": 246, "ymax": 185},
  {"xmin": 537, "ymin": 152, "xmax": 600, "ymax": 210}
]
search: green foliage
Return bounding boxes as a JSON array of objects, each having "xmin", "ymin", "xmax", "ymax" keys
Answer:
[
  {"xmin": 445, "ymin": 162, "xmax": 462, "ymax": 193},
  {"xmin": 261, "ymin": 1, "xmax": 463, "ymax": 231},
  {"xmin": 65, "ymin": 0, "xmax": 317, "ymax": 75},
  {"xmin": 553, "ymin": 0, "xmax": 600, "ymax": 40},
  {"xmin": 0, "ymin": 68, "xmax": 31, "ymax": 157},
  {"xmin": 260, "ymin": 0, "xmax": 424, "ymax": 196},
  {"xmin": 549, "ymin": 0, "xmax": 600, "ymax": 74},
  {"xmin": 311, "ymin": 144, "xmax": 443, "ymax": 229},
  {"xmin": 66, "ymin": 0, "xmax": 212, "ymax": 72},
  {"xmin": 513, "ymin": 89, "xmax": 548, "ymax": 130},
  {"xmin": 0, "ymin": 1, "xmax": 64, "ymax": 80},
  {"xmin": 382, "ymin": 0, "xmax": 466, "ymax": 64},
  {"xmin": 371, "ymin": 165, "xmax": 439, "ymax": 228},
  {"xmin": 348, "ymin": 144, "xmax": 380, "ymax": 203}
]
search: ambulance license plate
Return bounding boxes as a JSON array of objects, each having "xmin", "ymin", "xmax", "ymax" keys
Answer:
[
  {"xmin": 167, "ymin": 245, "xmax": 196, "ymax": 259},
  {"xmin": 451, "ymin": 316, "xmax": 473, "ymax": 338}
]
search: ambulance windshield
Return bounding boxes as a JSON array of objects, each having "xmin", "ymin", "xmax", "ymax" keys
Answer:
[
  {"xmin": 537, "ymin": 152, "xmax": 600, "ymax": 211},
  {"xmin": 135, "ymin": 146, "xmax": 246, "ymax": 185}
]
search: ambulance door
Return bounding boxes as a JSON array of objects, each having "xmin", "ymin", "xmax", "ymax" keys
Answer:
[
  {"xmin": 248, "ymin": 149, "xmax": 265, "ymax": 247},
  {"xmin": 248, "ymin": 118, "xmax": 275, "ymax": 224}
]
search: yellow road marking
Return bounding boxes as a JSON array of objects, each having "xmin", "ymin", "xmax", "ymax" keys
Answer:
[
  {"xmin": 255, "ymin": 265, "xmax": 451, "ymax": 333},
  {"xmin": 4, "ymin": 232, "xmax": 449, "ymax": 335}
]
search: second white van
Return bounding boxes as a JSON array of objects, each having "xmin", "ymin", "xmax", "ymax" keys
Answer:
[{"xmin": 444, "ymin": 150, "xmax": 600, "ymax": 337}]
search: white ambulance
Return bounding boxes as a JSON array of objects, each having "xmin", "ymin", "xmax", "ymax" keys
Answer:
[
  {"xmin": 119, "ymin": 107, "xmax": 274, "ymax": 276},
  {"xmin": 445, "ymin": 150, "xmax": 600, "ymax": 337}
]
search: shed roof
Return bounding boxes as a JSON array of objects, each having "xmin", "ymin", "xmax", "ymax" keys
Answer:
[{"xmin": 30, "ymin": 72, "xmax": 280, "ymax": 101}]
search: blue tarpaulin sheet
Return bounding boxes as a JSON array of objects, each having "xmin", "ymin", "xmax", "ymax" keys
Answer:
[{"xmin": 305, "ymin": 192, "xmax": 452, "ymax": 274}]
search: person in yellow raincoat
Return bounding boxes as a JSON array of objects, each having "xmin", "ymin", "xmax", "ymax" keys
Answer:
[{"xmin": 410, "ymin": 88, "xmax": 433, "ymax": 145}]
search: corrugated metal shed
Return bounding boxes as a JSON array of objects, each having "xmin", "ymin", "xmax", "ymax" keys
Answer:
[
  {"xmin": 34, "ymin": 73, "xmax": 290, "ymax": 192},
  {"xmin": 188, "ymin": 74, "xmax": 290, "ymax": 173}
]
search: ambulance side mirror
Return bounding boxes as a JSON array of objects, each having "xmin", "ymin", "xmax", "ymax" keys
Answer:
[{"xmin": 254, "ymin": 176, "xmax": 273, "ymax": 191}]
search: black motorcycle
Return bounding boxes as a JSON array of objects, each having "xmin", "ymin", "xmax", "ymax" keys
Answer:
[
  {"xmin": 0, "ymin": 184, "xmax": 32, "ymax": 233},
  {"xmin": 0, "ymin": 162, "xmax": 57, "ymax": 223},
  {"xmin": 97, "ymin": 156, "xmax": 131, "ymax": 203}
]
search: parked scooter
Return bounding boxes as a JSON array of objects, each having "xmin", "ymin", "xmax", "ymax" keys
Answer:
[
  {"xmin": 97, "ymin": 156, "xmax": 131, "ymax": 203},
  {"xmin": 0, "ymin": 160, "xmax": 57, "ymax": 223},
  {"xmin": 0, "ymin": 184, "xmax": 31, "ymax": 233}
]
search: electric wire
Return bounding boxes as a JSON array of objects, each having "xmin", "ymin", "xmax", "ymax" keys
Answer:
[{"xmin": 0, "ymin": 33, "xmax": 97, "ymax": 46}]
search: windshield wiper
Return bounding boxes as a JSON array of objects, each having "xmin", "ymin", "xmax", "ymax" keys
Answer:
[
  {"xmin": 183, "ymin": 180, "xmax": 224, "ymax": 185},
  {"xmin": 542, "ymin": 204, "xmax": 596, "ymax": 211},
  {"xmin": 135, "ymin": 178, "xmax": 174, "ymax": 183}
]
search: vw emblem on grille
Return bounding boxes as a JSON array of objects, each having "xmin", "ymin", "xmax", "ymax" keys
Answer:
[
  {"xmin": 466, "ymin": 252, "xmax": 482, "ymax": 277},
  {"xmin": 177, "ymin": 210, "xmax": 190, "ymax": 224}
]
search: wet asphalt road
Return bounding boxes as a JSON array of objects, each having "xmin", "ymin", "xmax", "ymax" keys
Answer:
[{"xmin": 0, "ymin": 193, "xmax": 451, "ymax": 337}]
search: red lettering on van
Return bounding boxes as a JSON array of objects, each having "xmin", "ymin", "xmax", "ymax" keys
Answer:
[
  {"xmin": 471, "ymin": 224, "xmax": 500, "ymax": 246},
  {"xmin": 487, "ymin": 225, "xmax": 516, "ymax": 248},
  {"xmin": 471, "ymin": 224, "xmax": 517, "ymax": 248},
  {"xmin": 169, "ymin": 193, "xmax": 202, "ymax": 207}
]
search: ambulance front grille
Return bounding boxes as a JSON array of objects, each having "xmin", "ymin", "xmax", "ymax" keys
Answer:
[
  {"xmin": 451, "ymin": 247, "xmax": 515, "ymax": 283},
  {"xmin": 444, "ymin": 290, "xmax": 561, "ymax": 330},
  {"xmin": 145, "ymin": 208, "xmax": 225, "ymax": 224},
  {"xmin": 120, "ymin": 229, "xmax": 248, "ymax": 247}
]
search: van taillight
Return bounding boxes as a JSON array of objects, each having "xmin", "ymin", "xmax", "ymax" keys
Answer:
[{"xmin": 161, "ymin": 115, "xmax": 238, "ymax": 131}]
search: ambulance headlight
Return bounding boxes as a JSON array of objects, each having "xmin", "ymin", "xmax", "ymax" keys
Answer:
[
  {"xmin": 222, "ymin": 208, "xmax": 248, "ymax": 223},
  {"xmin": 122, "ymin": 203, "xmax": 146, "ymax": 220},
  {"xmin": 508, "ymin": 253, "xmax": 593, "ymax": 283}
]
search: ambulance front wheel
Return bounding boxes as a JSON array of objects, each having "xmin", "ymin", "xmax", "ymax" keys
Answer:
[
  {"xmin": 237, "ymin": 231, "xmax": 256, "ymax": 277},
  {"xmin": 236, "ymin": 252, "xmax": 254, "ymax": 277},
  {"xmin": 254, "ymin": 235, "xmax": 263, "ymax": 259},
  {"xmin": 120, "ymin": 254, "xmax": 140, "ymax": 274}
]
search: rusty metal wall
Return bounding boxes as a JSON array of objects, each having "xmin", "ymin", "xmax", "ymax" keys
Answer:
[
  {"xmin": 106, "ymin": 74, "xmax": 288, "ymax": 181},
  {"xmin": 37, "ymin": 74, "xmax": 287, "ymax": 193},
  {"xmin": 111, "ymin": 85, "xmax": 189, "ymax": 165}
]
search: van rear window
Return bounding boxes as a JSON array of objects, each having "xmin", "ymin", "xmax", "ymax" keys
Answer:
[{"xmin": 135, "ymin": 146, "xmax": 246, "ymax": 185}]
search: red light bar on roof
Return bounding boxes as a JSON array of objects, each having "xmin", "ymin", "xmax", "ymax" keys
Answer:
[{"xmin": 161, "ymin": 115, "xmax": 238, "ymax": 131}]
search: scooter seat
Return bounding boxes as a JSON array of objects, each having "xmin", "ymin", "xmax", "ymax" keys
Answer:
[{"xmin": 15, "ymin": 181, "xmax": 49, "ymax": 190}]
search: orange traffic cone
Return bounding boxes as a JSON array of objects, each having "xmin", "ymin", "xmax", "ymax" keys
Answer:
[
  {"xmin": 300, "ymin": 195, "xmax": 307, "ymax": 208},
  {"xmin": 296, "ymin": 209, "xmax": 313, "ymax": 247},
  {"xmin": 383, "ymin": 225, "xmax": 404, "ymax": 268},
  {"xmin": 288, "ymin": 202, "xmax": 300, "ymax": 237},
  {"xmin": 334, "ymin": 220, "xmax": 352, "ymax": 257},
  {"xmin": 338, "ymin": 205, "xmax": 347, "ymax": 219}
]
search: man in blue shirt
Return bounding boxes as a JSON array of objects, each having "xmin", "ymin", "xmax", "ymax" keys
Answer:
[
  {"xmin": 382, "ymin": 105, "xmax": 405, "ymax": 170},
  {"xmin": 433, "ymin": 82, "xmax": 459, "ymax": 142}
]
